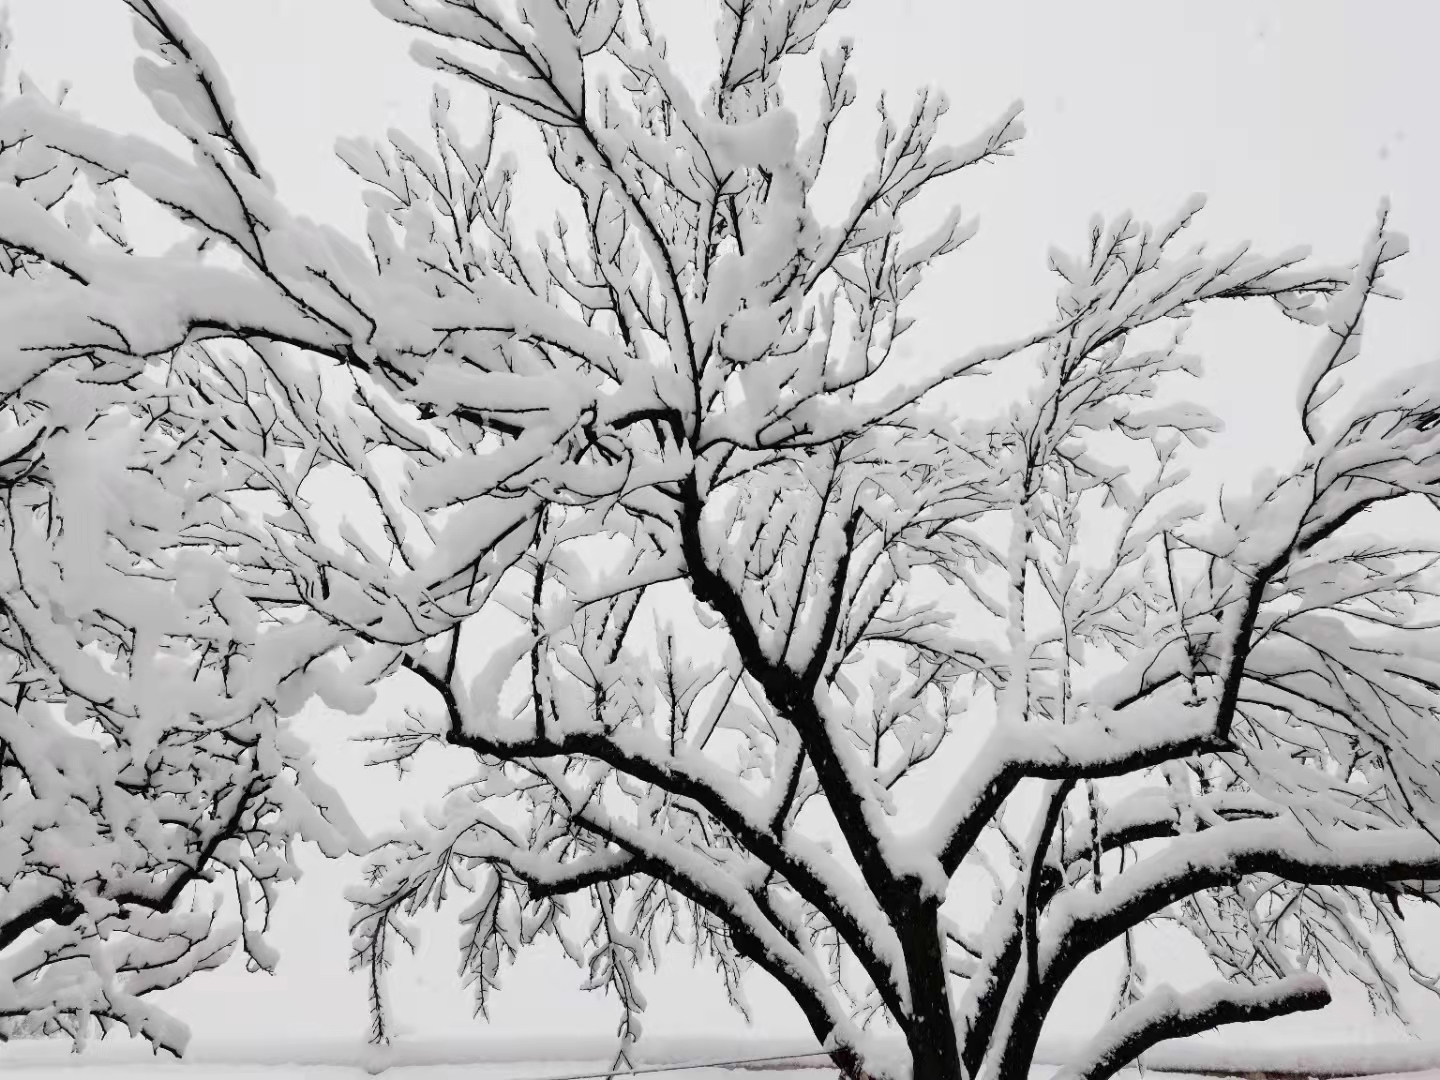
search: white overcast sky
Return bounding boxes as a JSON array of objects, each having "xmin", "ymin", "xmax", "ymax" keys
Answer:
[{"xmin": 6, "ymin": 0, "xmax": 1440, "ymax": 1055}]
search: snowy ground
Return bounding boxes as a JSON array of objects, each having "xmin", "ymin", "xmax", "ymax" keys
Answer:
[
  {"xmin": 7, "ymin": 1068, "xmax": 1440, "ymax": 1080},
  {"xmin": 8, "ymin": 1042, "xmax": 1440, "ymax": 1080},
  {"xmin": 0, "ymin": 1070, "xmax": 844, "ymax": 1080},
  {"xmin": 0, "ymin": 1064, "xmax": 1148, "ymax": 1080},
  {"xmin": 0, "ymin": 1051, "xmax": 775, "ymax": 1080},
  {"xmin": 0, "ymin": 1067, "xmax": 666, "ymax": 1080},
  {"xmin": 8, "ymin": 1034, "xmax": 1440, "ymax": 1080}
]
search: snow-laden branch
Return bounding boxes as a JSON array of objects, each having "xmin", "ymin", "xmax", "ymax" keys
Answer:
[
  {"xmin": 1053, "ymin": 975, "xmax": 1331, "ymax": 1080},
  {"xmin": 1044, "ymin": 821, "xmax": 1440, "ymax": 980}
]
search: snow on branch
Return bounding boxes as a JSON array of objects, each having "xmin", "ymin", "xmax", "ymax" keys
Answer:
[
  {"xmin": 0, "ymin": 46, "xmax": 362, "ymax": 1050},
  {"xmin": 1053, "ymin": 975, "xmax": 1331, "ymax": 1080}
]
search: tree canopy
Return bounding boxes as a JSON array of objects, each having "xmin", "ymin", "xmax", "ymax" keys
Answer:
[{"xmin": 2, "ymin": 2, "xmax": 1440, "ymax": 1078}]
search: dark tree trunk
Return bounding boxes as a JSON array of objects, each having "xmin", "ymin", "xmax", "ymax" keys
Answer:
[
  {"xmin": 897, "ymin": 892, "xmax": 963, "ymax": 1080},
  {"xmin": 831, "ymin": 1046, "xmax": 874, "ymax": 1080},
  {"xmin": 910, "ymin": 1031, "xmax": 963, "ymax": 1080}
]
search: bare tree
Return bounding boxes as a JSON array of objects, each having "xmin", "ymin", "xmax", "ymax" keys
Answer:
[
  {"xmin": 5, "ymin": 2, "xmax": 1440, "ymax": 1078},
  {"xmin": 0, "ymin": 13, "xmax": 358, "ymax": 1053}
]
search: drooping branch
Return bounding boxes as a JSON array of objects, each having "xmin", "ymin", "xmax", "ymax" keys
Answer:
[
  {"xmin": 1052, "ymin": 976, "xmax": 1331, "ymax": 1080},
  {"xmin": 398, "ymin": 651, "xmax": 910, "ymax": 1020},
  {"xmin": 993, "ymin": 821, "xmax": 1440, "ymax": 1080}
]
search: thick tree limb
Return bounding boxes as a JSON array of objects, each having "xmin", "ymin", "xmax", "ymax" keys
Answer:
[{"xmin": 1052, "ymin": 976, "xmax": 1331, "ymax": 1080}]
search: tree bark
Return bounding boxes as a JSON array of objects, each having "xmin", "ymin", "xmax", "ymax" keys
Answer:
[{"xmin": 898, "ymin": 893, "xmax": 963, "ymax": 1080}]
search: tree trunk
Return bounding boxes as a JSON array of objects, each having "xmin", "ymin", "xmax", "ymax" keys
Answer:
[
  {"xmin": 898, "ymin": 893, "xmax": 963, "ymax": 1080},
  {"xmin": 909, "ymin": 1030, "xmax": 964, "ymax": 1080},
  {"xmin": 831, "ymin": 1046, "xmax": 874, "ymax": 1080}
]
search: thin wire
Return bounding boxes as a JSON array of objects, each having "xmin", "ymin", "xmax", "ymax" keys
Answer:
[{"xmin": 491, "ymin": 1050, "xmax": 838, "ymax": 1080}]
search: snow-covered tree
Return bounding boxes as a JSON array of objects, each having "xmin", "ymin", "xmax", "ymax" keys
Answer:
[
  {"xmin": 6, "ymin": 2, "xmax": 1440, "ymax": 1078},
  {"xmin": 0, "ymin": 10, "xmax": 358, "ymax": 1054}
]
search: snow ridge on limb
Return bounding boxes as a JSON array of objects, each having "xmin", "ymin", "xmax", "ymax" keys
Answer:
[
  {"xmin": 120, "ymin": 0, "xmax": 270, "ymax": 186},
  {"xmin": 1053, "ymin": 975, "xmax": 1331, "ymax": 1080}
]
